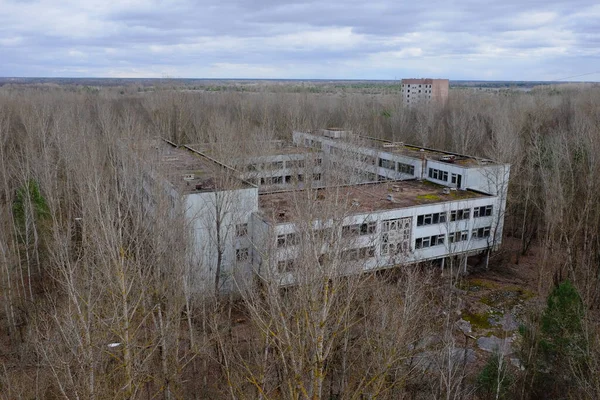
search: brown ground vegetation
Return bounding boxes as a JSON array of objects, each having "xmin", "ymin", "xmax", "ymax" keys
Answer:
[{"xmin": 0, "ymin": 83, "xmax": 599, "ymax": 399}]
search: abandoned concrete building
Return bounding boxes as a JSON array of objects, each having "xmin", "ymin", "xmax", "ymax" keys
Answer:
[
  {"xmin": 140, "ymin": 128, "xmax": 510, "ymax": 292},
  {"xmin": 401, "ymin": 78, "xmax": 449, "ymax": 106}
]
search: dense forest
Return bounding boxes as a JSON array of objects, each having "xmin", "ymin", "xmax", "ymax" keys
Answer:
[{"xmin": 1, "ymin": 82, "xmax": 600, "ymax": 399}]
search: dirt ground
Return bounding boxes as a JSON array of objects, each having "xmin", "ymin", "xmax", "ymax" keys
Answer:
[{"xmin": 455, "ymin": 236, "xmax": 547, "ymax": 370}]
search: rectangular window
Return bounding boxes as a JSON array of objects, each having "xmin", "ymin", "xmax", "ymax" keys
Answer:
[
  {"xmin": 342, "ymin": 224, "xmax": 360, "ymax": 237},
  {"xmin": 277, "ymin": 233, "xmax": 299, "ymax": 248},
  {"xmin": 378, "ymin": 158, "xmax": 396, "ymax": 170},
  {"xmin": 360, "ymin": 222, "xmax": 377, "ymax": 235},
  {"xmin": 423, "ymin": 214, "xmax": 432, "ymax": 225},
  {"xmin": 235, "ymin": 223, "xmax": 248, "ymax": 237},
  {"xmin": 415, "ymin": 234, "xmax": 445, "ymax": 249},
  {"xmin": 367, "ymin": 246, "xmax": 376, "ymax": 257},
  {"xmin": 398, "ymin": 163, "xmax": 415, "ymax": 175},
  {"xmin": 432, "ymin": 234, "xmax": 445, "ymax": 246},
  {"xmin": 236, "ymin": 248, "xmax": 249, "ymax": 262},
  {"xmin": 277, "ymin": 235, "xmax": 286, "ymax": 248},
  {"xmin": 341, "ymin": 249, "xmax": 355, "ymax": 261},
  {"xmin": 353, "ymin": 246, "xmax": 376, "ymax": 259},
  {"xmin": 416, "ymin": 212, "xmax": 446, "ymax": 226},
  {"xmin": 286, "ymin": 159, "xmax": 305, "ymax": 169},
  {"xmin": 313, "ymin": 173, "xmax": 321, "ymax": 181},
  {"xmin": 472, "ymin": 226, "xmax": 491, "ymax": 239},
  {"xmin": 428, "ymin": 168, "xmax": 449, "ymax": 182},
  {"xmin": 450, "ymin": 208, "xmax": 471, "ymax": 222},
  {"xmin": 288, "ymin": 233, "xmax": 299, "ymax": 246},
  {"xmin": 474, "ymin": 205, "xmax": 493, "ymax": 218},
  {"xmin": 382, "ymin": 242, "xmax": 406, "ymax": 255},
  {"xmin": 449, "ymin": 230, "xmax": 469, "ymax": 243}
]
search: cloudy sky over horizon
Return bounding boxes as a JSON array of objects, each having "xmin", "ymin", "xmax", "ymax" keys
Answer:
[{"xmin": 1, "ymin": 0, "xmax": 599, "ymax": 80}]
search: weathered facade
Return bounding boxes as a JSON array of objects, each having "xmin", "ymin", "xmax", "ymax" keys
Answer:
[
  {"xmin": 146, "ymin": 128, "xmax": 509, "ymax": 292},
  {"xmin": 401, "ymin": 78, "xmax": 449, "ymax": 106}
]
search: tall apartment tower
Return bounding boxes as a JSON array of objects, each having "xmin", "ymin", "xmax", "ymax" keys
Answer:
[{"xmin": 401, "ymin": 78, "xmax": 449, "ymax": 106}]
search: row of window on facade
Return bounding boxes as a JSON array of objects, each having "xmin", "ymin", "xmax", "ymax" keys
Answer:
[
  {"xmin": 245, "ymin": 158, "xmax": 321, "ymax": 172},
  {"xmin": 402, "ymin": 89, "xmax": 432, "ymax": 94},
  {"xmin": 274, "ymin": 206, "xmax": 492, "ymax": 249},
  {"xmin": 247, "ymin": 173, "xmax": 321, "ymax": 186},
  {"xmin": 428, "ymin": 168, "xmax": 462, "ymax": 185},
  {"xmin": 276, "ymin": 221, "xmax": 377, "ymax": 249},
  {"xmin": 253, "ymin": 202, "xmax": 492, "ymax": 248},
  {"xmin": 303, "ymin": 138, "xmax": 322, "ymax": 149},
  {"xmin": 276, "ymin": 217, "xmax": 407, "ymax": 249},
  {"xmin": 402, "ymin": 84, "xmax": 432, "ymax": 88},
  {"xmin": 415, "ymin": 226, "xmax": 492, "ymax": 249},
  {"xmin": 416, "ymin": 205, "xmax": 493, "ymax": 226},
  {"xmin": 330, "ymin": 160, "xmax": 377, "ymax": 183},
  {"xmin": 275, "ymin": 226, "xmax": 492, "ymax": 272},
  {"xmin": 277, "ymin": 224, "xmax": 491, "ymax": 263},
  {"xmin": 330, "ymin": 147, "xmax": 377, "ymax": 166},
  {"xmin": 378, "ymin": 158, "xmax": 415, "ymax": 175},
  {"xmin": 277, "ymin": 245, "xmax": 376, "ymax": 273}
]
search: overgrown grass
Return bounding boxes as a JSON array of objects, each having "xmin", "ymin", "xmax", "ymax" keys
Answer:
[
  {"xmin": 463, "ymin": 311, "xmax": 493, "ymax": 330},
  {"xmin": 417, "ymin": 194, "xmax": 442, "ymax": 202},
  {"xmin": 458, "ymin": 278, "xmax": 498, "ymax": 292}
]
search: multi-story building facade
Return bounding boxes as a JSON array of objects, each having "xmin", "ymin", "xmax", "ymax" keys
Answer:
[
  {"xmin": 143, "ymin": 128, "xmax": 509, "ymax": 292},
  {"xmin": 401, "ymin": 78, "xmax": 449, "ymax": 106},
  {"xmin": 132, "ymin": 140, "xmax": 258, "ymax": 293},
  {"xmin": 190, "ymin": 140, "xmax": 324, "ymax": 192}
]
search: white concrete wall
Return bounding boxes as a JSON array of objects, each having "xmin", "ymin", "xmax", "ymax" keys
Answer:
[
  {"xmin": 184, "ymin": 186, "xmax": 258, "ymax": 293},
  {"xmin": 239, "ymin": 153, "xmax": 325, "ymax": 191},
  {"xmin": 293, "ymin": 131, "xmax": 423, "ymax": 183},
  {"xmin": 260, "ymin": 195, "xmax": 502, "ymax": 282}
]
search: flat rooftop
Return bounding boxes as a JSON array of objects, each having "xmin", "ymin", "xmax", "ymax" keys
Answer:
[
  {"xmin": 300, "ymin": 130, "xmax": 499, "ymax": 167},
  {"xmin": 132, "ymin": 140, "xmax": 250, "ymax": 193},
  {"xmin": 258, "ymin": 180, "xmax": 489, "ymax": 223},
  {"xmin": 188, "ymin": 140, "xmax": 312, "ymax": 160}
]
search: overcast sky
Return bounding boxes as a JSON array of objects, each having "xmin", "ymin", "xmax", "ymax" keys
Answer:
[{"xmin": 1, "ymin": 0, "xmax": 599, "ymax": 80}]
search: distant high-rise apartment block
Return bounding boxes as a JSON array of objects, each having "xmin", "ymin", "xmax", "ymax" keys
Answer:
[{"xmin": 401, "ymin": 78, "xmax": 449, "ymax": 106}]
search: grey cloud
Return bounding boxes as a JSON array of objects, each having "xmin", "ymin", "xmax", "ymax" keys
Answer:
[{"xmin": 0, "ymin": 0, "xmax": 599, "ymax": 79}]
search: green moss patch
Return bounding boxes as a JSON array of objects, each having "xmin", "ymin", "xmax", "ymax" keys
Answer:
[
  {"xmin": 462, "ymin": 311, "xmax": 493, "ymax": 330},
  {"xmin": 417, "ymin": 194, "xmax": 442, "ymax": 202}
]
